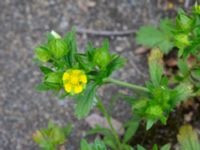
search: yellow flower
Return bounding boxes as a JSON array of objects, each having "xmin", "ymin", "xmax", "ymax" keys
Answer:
[{"xmin": 62, "ymin": 69, "xmax": 87, "ymax": 94}]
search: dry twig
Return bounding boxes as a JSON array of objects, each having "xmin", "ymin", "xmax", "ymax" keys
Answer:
[{"xmin": 76, "ymin": 27, "xmax": 136, "ymax": 37}]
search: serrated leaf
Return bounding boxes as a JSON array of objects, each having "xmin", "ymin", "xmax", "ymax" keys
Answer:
[
  {"xmin": 136, "ymin": 26, "xmax": 163, "ymax": 47},
  {"xmin": 75, "ymin": 83, "xmax": 97, "ymax": 119},
  {"xmin": 136, "ymin": 26, "xmax": 173, "ymax": 53},
  {"xmin": 172, "ymin": 83, "xmax": 193, "ymax": 105},
  {"xmin": 160, "ymin": 19, "xmax": 174, "ymax": 33}
]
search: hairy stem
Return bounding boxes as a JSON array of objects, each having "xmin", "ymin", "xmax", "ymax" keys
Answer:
[
  {"xmin": 96, "ymin": 96, "xmax": 122, "ymax": 150},
  {"xmin": 104, "ymin": 78, "xmax": 149, "ymax": 92}
]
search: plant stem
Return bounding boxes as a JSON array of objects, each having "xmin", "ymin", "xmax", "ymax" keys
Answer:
[
  {"xmin": 104, "ymin": 78, "xmax": 149, "ymax": 92},
  {"xmin": 96, "ymin": 96, "xmax": 122, "ymax": 150}
]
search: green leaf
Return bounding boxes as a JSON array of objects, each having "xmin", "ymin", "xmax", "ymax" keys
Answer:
[
  {"xmin": 87, "ymin": 126, "xmax": 116, "ymax": 144},
  {"xmin": 63, "ymin": 123, "xmax": 73, "ymax": 137},
  {"xmin": 137, "ymin": 145, "xmax": 146, "ymax": 150},
  {"xmin": 106, "ymin": 55, "xmax": 126, "ymax": 76},
  {"xmin": 177, "ymin": 59, "xmax": 189, "ymax": 76},
  {"xmin": 152, "ymin": 144, "xmax": 158, "ymax": 150},
  {"xmin": 159, "ymin": 19, "xmax": 174, "ymax": 34},
  {"xmin": 146, "ymin": 119, "xmax": 155, "ymax": 130},
  {"xmin": 136, "ymin": 26, "xmax": 173, "ymax": 53},
  {"xmin": 76, "ymin": 54, "xmax": 94, "ymax": 72},
  {"xmin": 136, "ymin": 26, "xmax": 163, "ymax": 47},
  {"xmin": 35, "ymin": 83, "xmax": 51, "ymax": 91},
  {"xmin": 40, "ymin": 66, "xmax": 53, "ymax": 74},
  {"xmin": 148, "ymin": 49, "xmax": 164, "ymax": 87},
  {"xmin": 191, "ymin": 68, "xmax": 200, "ymax": 83},
  {"xmin": 103, "ymin": 137, "xmax": 117, "ymax": 150},
  {"xmin": 80, "ymin": 139, "xmax": 107, "ymax": 150},
  {"xmin": 80, "ymin": 139, "xmax": 91, "ymax": 150},
  {"xmin": 46, "ymin": 72, "xmax": 63, "ymax": 83},
  {"xmin": 33, "ymin": 122, "xmax": 71, "ymax": 150},
  {"xmin": 160, "ymin": 144, "xmax": 171, "ymax": 150},
  {"xmin": 177, "ymin": 125, "xmax": 200, "ymax": 150},
  {"xmin": 121, "ymin": 144, "xmax": 134, "ymax": 150},
  {"xmin": 123, "ymin": 120, "xmax": 139, "ymax": 143},
  {"xmin": 75, "ymin": 83, "xmax": 97, "ymax": 119},
  {"xmin": 64, "ymin": 28, "xmax": 77, "ymax": 67},
  {"xmin": 35, "ymin": 82, "xmax": 61, "ymax": 92},
  {"xmin": 172, "ymin": 83, "xmax": 193, "ymax": 106},
  {"xmin": 92, "ymin": 139, "xmax": 107, "ymax": 150},
  {"xmin": 176, "ymin": 9, "xmax": 194, "ymax": 31},
  {"xmin": 35, "ymin": 46, "xmax": 51, "ymax": 62},
  {"xmin": 50, "ymin": 127, "xmax": 65, "ymax": 145}
]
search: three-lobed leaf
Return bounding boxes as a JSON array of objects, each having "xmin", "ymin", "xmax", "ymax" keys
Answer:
[{"xmin": 75, "ymin": 83, "xmax": 97, "ymax": 119}]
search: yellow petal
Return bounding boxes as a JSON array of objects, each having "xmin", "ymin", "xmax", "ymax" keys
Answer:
[
  {"xmin": 74, "ymin": 85, "xmax": 83, "ymax": 94},
  {"xmin": 71, "ymin": 76, "xmax": 79, "ymax": 85},
  {"xmin": 62, "ymin": 72, "xmax": 70, "ymax": 81},
  {"xmin": 80, "ymin": 75, "xmax": 87, "ymax": 84},
  {"xmin": 72, "ymin": 70, "xmax": 81, "ymax": 75},
  {"xmin": 64, "ymin": 83, "xmax": 72, "ymax": 93}
]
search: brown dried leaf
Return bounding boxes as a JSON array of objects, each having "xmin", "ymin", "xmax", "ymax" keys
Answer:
[
  {"xmin": 165, "ymin": 58, "xmax": 177, "ymax": 67},
  {"xmin": 134, "ymin": 46, "xmax": 149, "ymax": 55}
]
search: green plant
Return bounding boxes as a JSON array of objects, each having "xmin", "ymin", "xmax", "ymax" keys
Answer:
[
  {"xmin": 136, "ymin": 3, "xmax": 200, "ymax": 95},
  {"xmin": 80, "ymin": 139, "xmax": 107, "ymax": 150},
  {"xmin": 33, "ymin": 4, "xmax": 200, "ymax": 150},
  {"xmin": 32, "ymin": 121, "xmax": 72, "ymax": 150},
  {"xmin": 136, "ymin": 3, "xmax": 200, "ymax": 57},
  {"xmin": 177, "ymin": 125, "xmax": 200, "ymax": 150}
]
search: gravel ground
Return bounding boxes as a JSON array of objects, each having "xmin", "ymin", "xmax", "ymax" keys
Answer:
[{"xmin": 0, "ymin": 0, "xmax": 195, "ymax": 150}]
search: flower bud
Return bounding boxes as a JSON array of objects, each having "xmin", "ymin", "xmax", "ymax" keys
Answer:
[
  {"xmin": 93, "ymin": 48, "xmax": 111, "ymax": 68},
  {"xmin": 194, "ymin": 4, "xmax": 200, "ymax": 14},
  {"xmin": 174, "ymin": 34, "xmax": 190, "ymax": 48},
  {"xmin": 49, "ymin": 39, "xmax": 68, "ymax": 59},
  {"xmin": 145, "ymin": 105, "xmax": 163, "ymax": 118}
]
